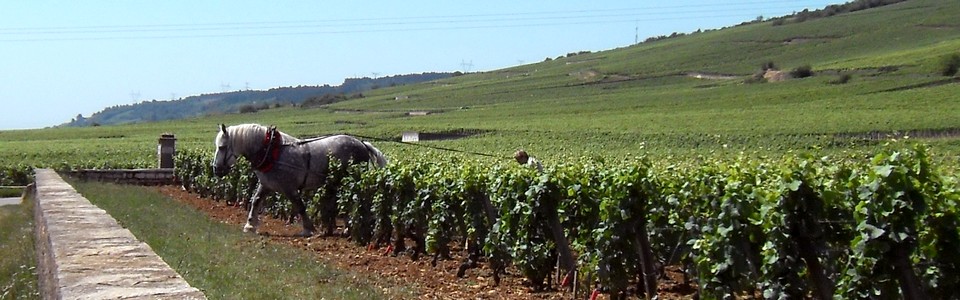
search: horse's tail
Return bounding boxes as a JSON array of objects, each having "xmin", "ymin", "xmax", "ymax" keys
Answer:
[{"xmin": 362, "ymin": 141, "xmax": 388, "ymax": 168}]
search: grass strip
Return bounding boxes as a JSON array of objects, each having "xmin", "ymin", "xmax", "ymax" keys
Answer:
[
  {"xmin": 0, "ymin": 188, "xmax": 22, "ymax": 198},
  {"xmin": 0, "ymin": 197, "xmax": 38, "ymax": 300},
  {"xmin": 70, "ymin": 181, "xmax": 407, "ymax": 300}
]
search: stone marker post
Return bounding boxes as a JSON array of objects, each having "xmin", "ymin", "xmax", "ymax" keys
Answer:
[{"xmin": 158, "ymin": 133, "xmax": 176, "ymax": 168}]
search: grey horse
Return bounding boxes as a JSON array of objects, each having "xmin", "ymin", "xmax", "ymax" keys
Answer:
[{"xmin": 211, "ymin": 123, "xmax": 387, "ymax": 236}]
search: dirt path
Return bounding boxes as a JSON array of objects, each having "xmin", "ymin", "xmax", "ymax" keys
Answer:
[
  {"xmin": 0, "ymin": 197, "xmax": 20, "ymax": 206},
  {"xmin": 157, "ymin": 186, "xmax": 696, "ymax": 299},
  {"xmin": 686, "ymin": 72, "xmax": 740, "ymax": 80}
]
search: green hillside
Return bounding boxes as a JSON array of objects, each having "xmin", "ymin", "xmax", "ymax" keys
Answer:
[
  {"xmin": 315, "ymin": 0, "xmax": 960, "ymax": 157},
  {"xmin": 2, "ymin": 0, "xmax": 959, "ymax": 168},
  {"xmin": 64, "ymin": 73, "xmax": 453, "ymax": 127}
]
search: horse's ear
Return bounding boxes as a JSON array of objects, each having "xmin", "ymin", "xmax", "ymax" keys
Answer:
[{"xmin": 219, "ymin": 124, "xmax": 227, "ymax": 134}]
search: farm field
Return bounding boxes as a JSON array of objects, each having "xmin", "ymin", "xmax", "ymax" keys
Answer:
[
  {"xmin": 155, "ymin": 185, "xmax": 668, "ymax": 299},
  {"xmin": 2, "ymin": 0, "xmax": 960, "ymax": 170},
  {"xmin": 1, "ymin": 0, "xmax": 960, "ymax": 298},
  {"xmin": 172, "ymin": 143, "xmax": 960, "ymax": 299}
]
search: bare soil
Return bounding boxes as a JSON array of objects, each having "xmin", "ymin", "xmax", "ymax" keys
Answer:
[{"xmin": 157, "ymin": 186, "xmax": 697, "ymax": 299}]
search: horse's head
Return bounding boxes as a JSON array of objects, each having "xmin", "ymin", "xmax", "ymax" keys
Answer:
[{"xmin": 212, "ymin": 124, "xmax": 236, "ymax": 177}]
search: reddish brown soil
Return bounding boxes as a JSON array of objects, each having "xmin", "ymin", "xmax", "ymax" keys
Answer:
[{"xmin": 158, "ymin": 186, "xmax": 697, "ymax": 299}]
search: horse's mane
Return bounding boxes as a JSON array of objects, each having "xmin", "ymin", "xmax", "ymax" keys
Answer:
[{"xmin": 225, "ymin": 124, "xmax": 298, "ymax": 156}]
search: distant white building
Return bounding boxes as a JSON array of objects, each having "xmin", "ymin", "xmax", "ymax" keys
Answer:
[
  {"xmin": 407, "ymin": 111, "xmax": 430, "ymax": 116},
  {"xmin": 401, "ymin": 131, "xmax": 419, "ymax": 142}
]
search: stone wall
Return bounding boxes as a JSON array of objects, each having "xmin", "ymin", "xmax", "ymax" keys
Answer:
[
  {"xmin": 64, "ymin": 169, "xmax": 175, "ymax": 186},
  {"xmin": 30, "ymin": 169, "xmax": 205, "ymax": 299}
]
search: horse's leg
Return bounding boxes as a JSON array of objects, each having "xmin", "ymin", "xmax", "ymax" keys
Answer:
[
  {"xmin": 244, "ymin": 183, "xmax": 267, "ymax": 233},
  {"xmin": 411, "ymin": 226, "xmax": 425, "ymax": 261},
  {"xmin": 457, "ymin": 238, "xmax": 482, "ymax": 278},
  {"xmin": 283, "ymin": 190, "xmax": 316, "ymax": 237}
]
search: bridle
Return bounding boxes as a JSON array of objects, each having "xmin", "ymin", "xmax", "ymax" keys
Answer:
[
  {"xmin": 214, "ymin": 125, "xmax": 285, "ymax": 174},
  {"xmin": 213, "ymin": 133, "xmax": 237, "ymax": 174}
]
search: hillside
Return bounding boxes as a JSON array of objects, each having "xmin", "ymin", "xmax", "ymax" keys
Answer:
[
  {"xmin": 306, "ymin": 0, "xmax": 960, "ymax": 156},
  {"xmin": 64, "ymin": 72, "xmax": 453, "ymax": 127},
  {"xmin": 2, "ymin": 0, "xmax": 959, "ymax": 168}
]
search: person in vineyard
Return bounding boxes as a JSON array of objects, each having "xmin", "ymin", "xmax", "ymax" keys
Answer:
[{"xmin": 514, "ymin": 149, "xmax": 543, "ymax": 172}]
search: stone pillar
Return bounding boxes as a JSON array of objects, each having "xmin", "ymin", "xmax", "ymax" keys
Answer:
[{"xmin": 158, "ymin": 134, "xmax": 176, "ymax": 168}]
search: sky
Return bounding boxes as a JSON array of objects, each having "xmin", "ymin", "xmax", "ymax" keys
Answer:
[{"xmin": 0, "ymin": 1, "xmax": 843, "ymax": 130}]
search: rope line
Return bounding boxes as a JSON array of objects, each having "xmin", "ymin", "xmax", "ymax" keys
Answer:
[
  {"xmin": 350, "ymin": 134, "xmax": 509, "ymax": 160},
  {"xmin": 292, "ymin": 132, "xmax": 510, "ymax": 160}
]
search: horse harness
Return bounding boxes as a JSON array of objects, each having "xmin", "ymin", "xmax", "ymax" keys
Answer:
[
  {"xmin": 252, "ymin": 127, "xmax": 323, "ymax": 190},
  {"xmin": 254, "ymin": 128, "xmax": 500, "ymax": 175},
  {"xmin": 253, "ymin": 126, "xmax": 284, "ymax": 172},
  {"xmin": 250, "ymin": 129, "xmax": 391, "ymax": 189}
]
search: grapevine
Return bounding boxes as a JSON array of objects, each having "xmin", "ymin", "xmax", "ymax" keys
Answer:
[{"xmin": 167, "ymin": 144, "xmax": 960, "ymax": 299}]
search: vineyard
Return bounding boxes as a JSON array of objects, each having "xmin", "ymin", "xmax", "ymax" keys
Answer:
[
  {"xmin": 174, "ymin": 143, "xmax": 959, "ymax": 299},
  {"xmin": 2, "ymin": 1, "xmax": 958, "ymax": 298}
]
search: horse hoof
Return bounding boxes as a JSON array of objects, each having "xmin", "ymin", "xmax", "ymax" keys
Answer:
[{"xmin": 243, "ymin": 223, "xmax": 257, "ymax": 233}]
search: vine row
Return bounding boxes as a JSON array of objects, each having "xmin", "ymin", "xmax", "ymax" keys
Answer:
[{"xmin": 174, "ymin": 144, "xmax": 960, "ymax": 299}]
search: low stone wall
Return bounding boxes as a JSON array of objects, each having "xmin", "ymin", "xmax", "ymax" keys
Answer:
[
  {"xmin": 30, "ymin": 169, "xmax": 205, "ymax": 299},
  {"xmin": 65, "ymin": 169, "xmax": 175, "ymax": 185}
]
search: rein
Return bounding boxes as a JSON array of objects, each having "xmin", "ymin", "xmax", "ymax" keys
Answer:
[
  {"xmin": 342, "ymin": 133, "xmax": 510, "ymax": 160},
  {"xmin": 250, "ymin": 128, "xmax": 509, "ymax": 169}
]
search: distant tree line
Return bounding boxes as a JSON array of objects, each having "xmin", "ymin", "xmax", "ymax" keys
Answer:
[
  {"xmin": 643, "ymin": 30, "xmax": 702, "ymax": 44},
  {"xmin": 63, "ymin": 72, "xmax": 452, "ymax": 127},
  {"xmin": 639, "ymin": 0, "xmax": 911, "ymax": 46},
  {"xmin": 299, "ymin": 93, "xmax": 365, "ymax": 108},
  {"xmin": 238, "ymin": 102, "xmax": 277, "ymax": 114},
  {"xmin": 770, "ymin": 0, "xmax": 910, "ymax": 26}
]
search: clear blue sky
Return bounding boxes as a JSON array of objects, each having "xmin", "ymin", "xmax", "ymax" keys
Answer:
[{"xmin": 0, "ymin": 1, "xmax": 842, "ymax": 130}]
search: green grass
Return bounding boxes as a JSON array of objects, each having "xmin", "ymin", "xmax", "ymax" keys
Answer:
[
  {"xmin": 0, "ymin": 198, "xmax": 38, "ymax": 300},
  {"xmin": 69, "ymin": 180, "xmax": 414, "ymax": 300},
  {"xmin": 0, "ymin": 188, "xmax": 21, "ymax": 198}
]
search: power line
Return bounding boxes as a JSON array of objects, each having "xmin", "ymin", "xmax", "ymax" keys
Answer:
[
  {"xmin": 129, "ymin": 91, "xmax": 140, "ymax": 103},
  {"xmin": 1, "ymin": 5, "xmax": 803, "ymax": 35},
  {"xmin": 0, "ymin": 1, "xmax": 832, "ymax": 42},
  {"xmin": 635, "ymin": 21, "xmax": 639, "ymax": 45},
  {"xmin": 0, "ymin": 12, "xmax": 797, "ymax": 42},
  {"xmin": 0, "ymin": 0, "xmax": 826, "ymax": 33}
]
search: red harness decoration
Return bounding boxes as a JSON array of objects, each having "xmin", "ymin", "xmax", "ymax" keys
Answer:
[{"xmin": 254, "ymin": 126, "xmax": 283, "ymax": 172}]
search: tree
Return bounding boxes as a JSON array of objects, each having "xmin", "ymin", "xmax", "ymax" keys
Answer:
[
  {"xmin": 941, "ymin": 53, "xmax": 960, "ymax": 76},
  {"xmin": 238, "ymin": 105, "xmax": 258, "ymax": 113},
  {"xmin": 791, "ymin": 65, "xmax": 814, "ymax": 78},
  {"xmin": 762, "ymin": 61, "xmax": 778, "ymax": 71},
  {"xmin": 829, "ymin": 74, "xmax": 853, "ymax": 85}
]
